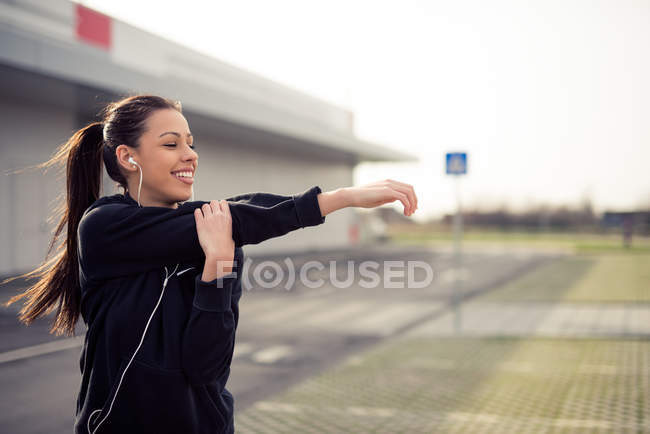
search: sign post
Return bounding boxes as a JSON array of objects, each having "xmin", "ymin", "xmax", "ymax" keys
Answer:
[{"xmin": 446, "ymin": 152, "xmax": 467, "ymax": 334}]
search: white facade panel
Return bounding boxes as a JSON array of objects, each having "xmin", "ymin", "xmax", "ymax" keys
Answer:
[
  {"xmin": 111, "ymin": 20, "xmax": 166, "ymax": 78},
  {"xmin": 0, "ymin": 97, "xmax": 74, "ymax": 276}
]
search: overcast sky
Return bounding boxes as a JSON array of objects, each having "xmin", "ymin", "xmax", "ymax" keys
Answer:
[{"xmin": 77, "ymin": 0, "xmax": 650, "ymax": 221}]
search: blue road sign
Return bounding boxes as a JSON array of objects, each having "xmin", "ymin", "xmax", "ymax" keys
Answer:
[{"xmin": 446, "ymin": 152, "xmax": 467, "ymax": 175}]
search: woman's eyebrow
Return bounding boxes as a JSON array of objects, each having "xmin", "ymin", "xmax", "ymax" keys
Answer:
[{"xmin": 159, "ymin": 131, "xmax": 193, "ymax": 138}]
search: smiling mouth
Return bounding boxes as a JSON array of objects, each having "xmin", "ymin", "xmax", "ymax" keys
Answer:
[{"xmin": 172, "ymin": 173, "xmax": 194, "ymax": 184}]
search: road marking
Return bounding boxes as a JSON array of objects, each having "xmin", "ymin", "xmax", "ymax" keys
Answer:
[
  {"xmin": 348, "ymin": 303, "xmax": 438, "ymax": 336},
  {"xmin": 553, "ymin": 418, "xmax": 611, "ymax": 429},
  {"xmin": 346, "ymin": 406, "xmax": 397, "ymax": 417},
  {"xmin": 238, "ymin": 297, "xmax": 286, "ymax": 317},
  {"xmin": 578, "ymin": 364, "xmax": 618, "ymax": 375},
  {"xmin": 250, "ymin": 345, "xmax": 293, "ymax": 364},
  {"xmin": 255, "ymin": 401, "xmax": 302, "ymax": 413},
  {"xmin": 254, "ymin": 299, "xmax": 323, "ymax": 324},
  {"xmin": 0, "ymin": 335, "xmax": 85, "ymax": 364},
  {"xmin": 439, "ymin": 267, "xmax": 471, "ymax": 283},
  {"xmin": 233, "ymin": 342, "xmax": 254, "ymax": 359},
  {"xmin": 305, "ymin": 301, "xmax": 375, "ymax": 326}
]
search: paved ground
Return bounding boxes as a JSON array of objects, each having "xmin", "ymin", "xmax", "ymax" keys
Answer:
[
  {"xmin": 233, "ymin": 251, "xmax": 650, "ymax": 433},
  {"xmin": 0, "ymin": 244, "xmax": 557, "ymax": 433},
  {"xmin": 235, "ymin": 337, "xmax": 649, "ymax": 433},
  {"xmin": 4, "ymin": 246, "xmax": 646, "ymax": 433}
]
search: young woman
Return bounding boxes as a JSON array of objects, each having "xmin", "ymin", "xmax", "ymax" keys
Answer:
[{"xmin": 2, "ymin": 94, "xmax": 417, "ymax": 434}]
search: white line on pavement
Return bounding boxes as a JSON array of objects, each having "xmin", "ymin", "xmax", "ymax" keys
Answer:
[
  {"xmin": 0, "ymin": 335, "xmax": 85, "ymax": 364},
  {"xmin": 250, "ymin": 345, "xmax": 294, "ymax": 364}
]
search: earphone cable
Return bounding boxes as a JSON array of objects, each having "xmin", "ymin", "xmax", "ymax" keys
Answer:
[
  {"xmin": 87, "ymin": 263, "xmax": 179, "ymax": 433},
  {"xmin": 136, "ymin": 164, "xmax": 143, "ymax": 208}
]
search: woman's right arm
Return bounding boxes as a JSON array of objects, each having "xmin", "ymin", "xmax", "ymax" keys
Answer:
[
  {"xmin": 194, "ymin": 200, "xmax": 235, "ymax": 281},
  {"xmin": 181, "ymin": 271, "xmax": 238, "ymax": 387},
  {"xmin": 182, "ymin": 200, "xmax": 238, "ymax": 387}
]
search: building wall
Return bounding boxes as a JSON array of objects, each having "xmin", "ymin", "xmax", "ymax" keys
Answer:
[{"xmin": 0, "ymin": 95, "xmax": 75, "ymax": 275}]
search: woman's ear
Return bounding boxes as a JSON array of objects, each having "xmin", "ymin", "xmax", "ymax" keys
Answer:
[{"xmin": 115, "ymin": 144, "xmax": 138, "ymax": 172}]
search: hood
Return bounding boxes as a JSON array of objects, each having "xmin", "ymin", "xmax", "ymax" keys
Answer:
[{"xmin": 84, "ymin": 191, "xmax": 136, "ymax": 215}]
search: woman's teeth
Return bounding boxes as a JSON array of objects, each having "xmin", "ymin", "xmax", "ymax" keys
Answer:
[{"xmin": 173, "ymin": 172, "xmax": 194, "ymax": 183}]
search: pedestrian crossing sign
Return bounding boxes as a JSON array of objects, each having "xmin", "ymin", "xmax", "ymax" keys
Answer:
[{"xmin": 446, "ymin": 152, "xmax": 467, "ymax": 175}]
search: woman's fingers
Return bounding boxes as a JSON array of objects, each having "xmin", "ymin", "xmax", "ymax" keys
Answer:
[
  {"xmin": 194, "ymin": 200, "xmax": 236, "ymax": 260},
  {"xmin": 381, "ymin": 184, "xmax": 413, "ymax": 215},
  {"xmin": 221, "ymin": 200, "xmax": 231, "ymax": 216},
  {"xmin": 220, "ymin": 201, "xmax": 233, "ymax": 237},
  {"xmin": 198, "ymin": 200, "xmax": 233, "ymax": 219},
  {"xmin": 388, "ymin": 188, "xmax": 411, "ymax": 215},
  {"xmin": 386, "ymin": 179, "xmax": 417, "ymax": 212},
  {"xmin": 196, "ymin": 201, "xmax": 225, "ymax": 219},
  {"xmin": 388, "ymin": 185, "xmax": 415, "ymax": 214},
  {"xmin": 210, "ymin": 200, "xmax": 221, "ymax": 214}
]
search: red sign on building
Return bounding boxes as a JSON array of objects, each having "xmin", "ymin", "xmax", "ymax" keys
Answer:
[{"xmin": 75, "ymin": 4, "xmax": 112, "ymax": 51}]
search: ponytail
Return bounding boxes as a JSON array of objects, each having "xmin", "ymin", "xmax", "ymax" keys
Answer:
[{"xmin": 1, "ymin": 122, "xmax": 104, "ymax": 337}]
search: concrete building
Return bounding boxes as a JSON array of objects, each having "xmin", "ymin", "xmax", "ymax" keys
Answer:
[{"xmin": 0, "ymin": 0, "xmax": 417, "ymax": 277}]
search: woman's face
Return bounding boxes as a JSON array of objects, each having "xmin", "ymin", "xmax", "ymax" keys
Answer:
[{"xmin": 117, "ymin": 109, "xmax": 198, "ymax": 208}]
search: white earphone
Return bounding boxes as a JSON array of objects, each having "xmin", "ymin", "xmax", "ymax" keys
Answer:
[{"xmin": 127, "ymin": 156, "xmax": 143, "ymax": 207}]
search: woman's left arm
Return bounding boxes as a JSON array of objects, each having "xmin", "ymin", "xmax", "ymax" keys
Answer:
[
  {"xmin": 224, "ymin": 179, "xmax": 418, "ymax": 246},
  {"xmin": 225, "ymin": 185, "xmax": 325, "ymax": 247},
  {"xmin": 317, "ymin": 179, "xmax": 418, "ymax": 217},
  {"xmin": 224, "ymin": 179, "xmax": 417, "ymax": 247}
]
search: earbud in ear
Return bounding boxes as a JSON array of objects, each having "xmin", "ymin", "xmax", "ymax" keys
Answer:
[{"xmin": 128, "ymin": 156, "xmax": 137, "ymax": 166}]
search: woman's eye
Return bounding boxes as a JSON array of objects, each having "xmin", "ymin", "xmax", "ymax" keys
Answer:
[{"xmin": 165, "ymin": 143, "xmax": 196, "ymax": 150}]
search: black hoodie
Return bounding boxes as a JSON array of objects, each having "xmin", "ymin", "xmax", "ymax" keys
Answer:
[{"xmin": 74, "ymin": 185, "xmax": 326, "ymax": 434}]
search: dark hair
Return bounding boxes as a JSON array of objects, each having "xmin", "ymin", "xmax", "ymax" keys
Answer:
[{"xmin": 1, "ymin": 94, "xmax": 182, "ymax": 337}]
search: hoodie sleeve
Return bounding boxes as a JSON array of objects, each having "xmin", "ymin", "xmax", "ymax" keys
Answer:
[
  {"xmin": 181, "ymin": 271, "xmax": 239, "ymax": 387},
  {"xmin": 226, "ymin": 185, "xmax": 326, "ymax": 247},
  {"xmin": 78, "ymin": 185, "xmax": 326, "ymax": 279}
]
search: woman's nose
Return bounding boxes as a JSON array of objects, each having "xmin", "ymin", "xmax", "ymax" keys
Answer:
[{"xmin": 184, "ymin": 146, "xmax": 198, "ymax": 161}]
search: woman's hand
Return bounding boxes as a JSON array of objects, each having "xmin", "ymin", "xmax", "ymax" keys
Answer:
[
  {"xmin": 194, "ymin": 200, "xmax": 235, "ymax": 279},
  {"xmin": 346, "ymin": 179, "xmax": 418, "ymax": 216}
]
